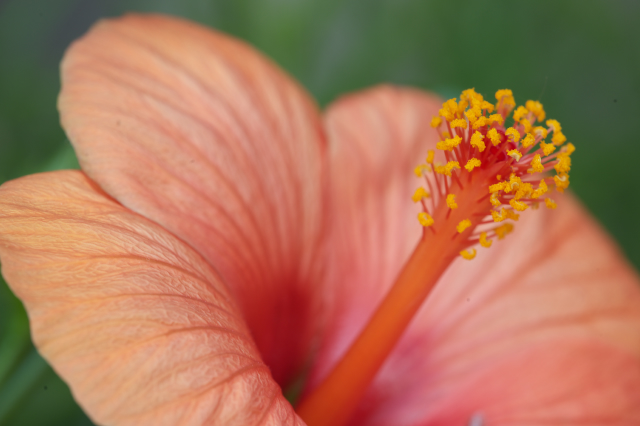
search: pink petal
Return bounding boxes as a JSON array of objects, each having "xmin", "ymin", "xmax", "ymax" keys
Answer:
[
  {"xmin": 59, "ymin": 14, "xmax": 326, "ymax": 386},
  {"xmin": 314, "ymin": 86, "xmax": 640, "ymax": 425},
  {"xmin": 0, "ymin": 171, "xmax": 304, "ymax": 426}
]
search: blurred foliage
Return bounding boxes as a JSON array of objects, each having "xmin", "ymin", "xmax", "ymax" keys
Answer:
[{"xmin": 0, "ymin": 0, "xmax": 638, "ymax": 424}]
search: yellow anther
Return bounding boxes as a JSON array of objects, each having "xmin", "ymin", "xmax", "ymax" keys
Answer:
[
  {"xmin": 505, "ymin": 174, "xmax": 522, "ymax": 193},
  {"xmin": 507, "ymin": 149, "xmax": 522, "ymax": 162},
  {"xmin": 540, "ymin": 141, "xmax": 556, "ymax": 156},
  {"xmin": 555, "ymin": 153, "xmax": 572, "ymax": 173},
  {"xmin": 464, "ymin": 108, "xmax": 480, "ymax": 125},
  {"xmin": 509, "ymin": 199, "xmax": 528, "ymax": 211},
  {"xmin": 435, "ymin": 164, "xmax": 447, "ymax": 175},
  {"xmin": 513, "ymin": 106, "xmax": 528, "ymax": 122},
  {"xmin": 464, "ymin": 157, "xmax": 482, "ymax": 172},
  {"xmin": 489, "ymin": 181, "xmax": 507, "ymax": 193},
  {"xmin": 505, "ymin": 209, "xmax": 520, "ymax": 221},
  {"xmin": 490, "ymin": 192, "xmax": 501, "ymax": 206},
  {"xmin": 528, "ymin": 154, "xmax": 544, "ymax": 173},
  {"xmin": 451, "ymin": 118, "xmax": 468, "ymax": 129},
  {"xmin": 426, "ymin": 149, "xmax": 435, "ymax": 164},
  {"xmin": 495, "ymin": 222, "xmax": 514, "ymax": 239},
  {"xmin": 430, "ymin": 116, "xmax": 442, "ymax": 128},
  {"xmin": 457, "ymin": 219, "xmax": 472, "ymax": 233},
  {"xmin": 442, "ymin": 131, "xmax": 451, "ymax": 139},
  {"xmin": 460, "ymin": 248, "xmax": 477, "ymax": 260},
  {"xmin": 552, "ymin": 131, "xmax": 567, "ymax": 146},
  {"xmin": 457, "ymin": 102, "xmax": 469, "ymax": 116},
  {"xmin": 439, "ymin": 98, "xmax": 458, "ymax": 121},
  {"xmin": 472, "ymin": 116, "xmax": 488, "ymax": 129},
  {"xmin": 481, "ymin": 101, "xmax": 495, "ymax": 113},
  {"xmin": 531, "ymin": 179, "xmax": 548, "ymax": 199},
  {"xmin": 436, "ymin": 141, "xmax": 447, "ymax": 151},
  {"xmin": 545, "ymin": 198, "xmax": 557, "ymax": 209},
  {"xmin": 525, "ymin": 100, "xmax": 546, "ymax": 122},
  {"xmin": 514, "ymin": 182, "xmax": 533, "ymax": 200},
  {"xmin": 520, "ymin": 118, "xmax": 532, "ymax": 134},
  {"xmin": 505, "ymin": 127, "xmax": 521, "ymax": 143},
  {"xmin": 479, "ymin": 232, "xmax": 493, "ymax": 248},
  {"xmin": 487, "ymin": 114, "xmax": 504, "ymax": 126},
  {"xmin": 554, "ymin": 173, "xmax": 570, "ymax": 192},
  {"xmin": 488, "ymin": 128, "xmax": 502, "ymax": 146},
  {"xmin": 470, "ymin": 131, "xmax": 486, "ymax": 152},
  {"xmin": 446, "ymin": 194, "xmax": 458, "ymax": 209},
  {"xmin": 414, "ymin": 164, "xmax": 431, "ymax": 177},
  {"xmin": 412, "ymin": 187, "xmax": 430, "ymax": 203},
  {"xmin": 445, "ymin": 161, "xmax": 460, "ymax": 176},
  {"xmin": 495, "ymin": 89, "xmax": 515, "ymax": 111},
  {"xmin": 446, "ymin": 99, "xmax": 460, "ymax": 117},
  {"xmin": 462, "ymin": 88, "xmax": 483, "ymax": 106},
  {"xmin": 546, "ymin": 119, "xmax": 562, "ymax": 133},
  {"xmin": 491, "ymin": 209, "xmax": 506, "ymax": 222},
  {"xmin": 418, "ymin": 212, "xmax": 435, "ymax": 227},
  {"xmin": 563, "ymin": 142, "xmax": 576, "ymax": 154},
  {"xmin": 533, "ymin": 126, "xmax": 548, "ymax": 139},
  {"xmin": 521, "ymin": 133, "xmax": 535, "ymax": 148},
  {"xmin": 436, "ymin": 136, "xmax": 462, "ymax": 151}
]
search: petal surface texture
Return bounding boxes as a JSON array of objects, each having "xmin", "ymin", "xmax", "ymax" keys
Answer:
[
  {"xmin": 313, "ymin": 86, "xmax": 640, "ymax": 425},
  {"xmin": 59, "ymin": 14, "xmax": 326, "ymax": 386},
  {"xmin": 0, "ymin": 171, "xmax": 304, "ymax": 426}
]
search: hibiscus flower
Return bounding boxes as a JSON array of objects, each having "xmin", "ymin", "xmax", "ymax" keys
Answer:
[{"xmin": 1, "ymin": 13, "xmax": 639, "ymax": 426}]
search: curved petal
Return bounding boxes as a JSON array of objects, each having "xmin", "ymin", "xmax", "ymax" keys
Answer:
[
  {"xmin": 313, "ymin": 86, "xmax": 640, "ymax": 425},
  {"xmin": 0, "ymin": 171, "xmax": 304, "ymax": 426},
  {"xmin": 58, "ymin": 14, "xmax": 326, "ymax": 385}
]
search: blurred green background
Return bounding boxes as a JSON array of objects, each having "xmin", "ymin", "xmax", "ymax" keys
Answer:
[{"xmin": 0, "ymin": 0, "xmax": 638, "ymax": 424}]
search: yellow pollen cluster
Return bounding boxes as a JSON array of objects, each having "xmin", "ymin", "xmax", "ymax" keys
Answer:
[
  {"xmin": 470, "ymin": 131, "xmax": 486, "ymax": 152},
  {"xmin": 418, "ymin": 212, "xmax": 434, "ymax": 227},
  {"xmin": 505, "ymin": 127, "xmax": 520, "ymax": 143},
  {"xmin": 507, "ymin": 149, "xmax": 522, "ymax": 161},
  {"xmin": 446, "ymin": 194, "xmax": 458, "ymax": 209},
  {"xmin": 491, "ymin": 208, "xmax": 520, "ymax": 222},
  {"xmin": 412, "ymin": 187, "xmax": 430, "ymax": 203},
  {"xmin": 521, "ymin": 133, "xmax": 535, "ymax": 148},
  {"xmin": 444, "ymin": 161, "xmax": 460, "ymax": 176},
  {"xmin": 460, "ymin": 248, "xmax": 476, "ymax": 260},
  {"xmin": 457, "ymin": 219, "xmax": 472, "ymax": 233},
  {"xmin": 540, "ymin": 141, "xmax": 556, "ymax": 156},
  {"xmin": 436, "ymin": 136, "xmax": 462, "ymax": 151},
  {"xmin": 412, "ymin": 88, "xmax": 573, "ymax": 260},
  {"xmin": 526, "ymin": 100, "xmax": 546, "ymax": 122},
  {"xmin": 414, "ymin": 164, "xmax": 431, "ymax": 177},
  {"xmin": 528, "ymin": 154, "xmax": 544, "ymax": 173},
  {"xmin": 495, "ymin": 89, "xmax": 515, "ymax": 113},
  {"xmin": 451, "ymin": 118, "xmax": 467, "ymax": 129},
  {"xmin": 465, "ymin": 158, "xmax": 481, "ymax": 172},
  {"xmin": 426, "ymin": 150, "xmax": 435, "ymax": 164},
  {"xmin": 479, "ymin": 232, "xmax": 492, "ymax": 248},
  {"xmin": 487, "ymin": 128, "xmax": 501, "ymax": 146},
  {"xmin": 495, "ymin": 223, "xmax": 514, "ymax": 239}
]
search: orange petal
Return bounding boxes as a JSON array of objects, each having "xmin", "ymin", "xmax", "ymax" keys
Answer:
[
  {"xmin": 312, "ymin": 86, "xmax": 640, "ymax": 424},
  {"xmin": 59, "ymin": 14, "xmax": 326, "ymax": 386},
  {"xmin": 0, "ymin": 171, "xmax": 303, "ymax": 426}
]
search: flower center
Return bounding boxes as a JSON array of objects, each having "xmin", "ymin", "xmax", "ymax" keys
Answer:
[{"xmin": 297, "ymin": 89, "xmax": 573, "ymax": 426}]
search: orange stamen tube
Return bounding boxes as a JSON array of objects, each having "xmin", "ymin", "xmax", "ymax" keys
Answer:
[{"xmin": 297, "ymin": 88, "xmax": 573, "ymax": 426}]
